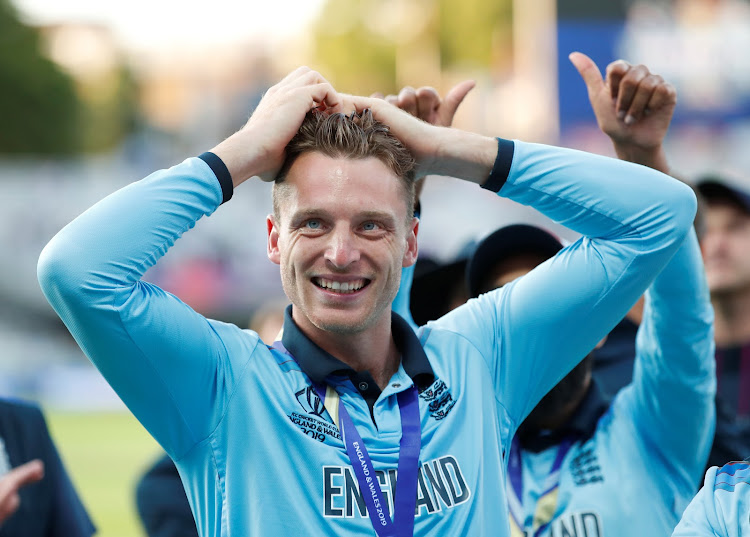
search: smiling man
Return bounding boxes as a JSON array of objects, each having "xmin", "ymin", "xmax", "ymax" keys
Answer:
[{"xmin": 38, "ymin": 65, "xmax": 697, "ymax": 536}]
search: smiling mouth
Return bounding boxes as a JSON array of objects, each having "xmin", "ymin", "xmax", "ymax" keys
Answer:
[{"xmin": 312, "ymin": 277, "xmax": 370, "ymax": 294}]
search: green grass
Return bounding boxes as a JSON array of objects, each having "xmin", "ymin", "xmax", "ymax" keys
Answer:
[{"xmin": 45, "ymin": 411, "xmax": 163, "ymax": 537}]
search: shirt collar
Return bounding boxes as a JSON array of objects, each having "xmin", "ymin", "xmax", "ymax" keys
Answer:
[
  {"xmin": 519, "ymin": 379, "xmax": 611, "ymax": 453},
  {"xmin": 279, "ymin": 305, "xmax": 435, "ymax": 390}
]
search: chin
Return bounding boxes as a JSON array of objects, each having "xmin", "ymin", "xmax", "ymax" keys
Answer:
[{"xmin": 313, "ymin": 315, "xmax": 370, "ymax": 335}]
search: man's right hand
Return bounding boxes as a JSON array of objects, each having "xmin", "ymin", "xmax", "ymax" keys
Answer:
[
  {"xmin": 211, "ymin": 67, "xmax": 352, "ymax": 187},
  {"xmin": 0, "ymin": 459, "xmax": 44, "ymax": 525}
]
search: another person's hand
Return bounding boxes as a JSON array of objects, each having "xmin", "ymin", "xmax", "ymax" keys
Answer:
[
  {"xmin": 569, "ymin": 52, "xmax": 675, "ymax": 172},
  {"xmin": 347, "ymin": 90, "xmax": 494, "ymax": 182},
  {"xmin": 0, "ymin": 459, "xmax": 44, "ymax": 525},
  {"xmin": 211, "ymin": 67, "xmax": 352, "ymax": 186},
  {"xmin": 373, "ymin": 81, "xmax": 475, "ymax": 197},
  {"xmin": 375, "ymin": 80, "xmax": 475, "ymax": 127}
]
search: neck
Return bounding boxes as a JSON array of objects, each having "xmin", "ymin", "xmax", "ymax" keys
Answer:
[
  {"xmin": 294, "ymin": 310, "xmax": 401, "ymax": 390},
  {"xmin": 713, "ymin": 289, "xmax": 750, "ymax": 347}
]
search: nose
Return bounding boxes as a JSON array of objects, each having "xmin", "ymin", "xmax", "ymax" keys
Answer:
[{"xmin": 324, "ymin": 225, "xmax": 360, "ymax": 268}]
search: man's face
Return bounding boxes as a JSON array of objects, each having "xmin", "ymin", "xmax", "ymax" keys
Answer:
[
  {"xmin": 267, "ymin": 152, "xmax": 418, "ymax": 337},
  {"xmin": 701, "ymin": 202, "xmax": 750, "ymax": 296}
]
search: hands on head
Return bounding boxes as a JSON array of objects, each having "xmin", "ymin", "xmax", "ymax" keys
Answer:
[
  {"xmin": 569, "ymin": 52, "xmax": 675, "ymax": 172},
  {"xmin": 0, "ymin": 459, "xmax": 44, "ymax": 525},
  {"xmin": 210, "ymin": 67, "xmax": 486, "ymax": 187}
]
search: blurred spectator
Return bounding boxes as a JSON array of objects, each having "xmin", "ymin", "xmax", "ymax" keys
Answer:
[
  {"xmin": 136, "ymin": 455, "xmax": 198, "ymax": 537},
  {"xmin": 248, "ymin": 299, "xmax": 288, "ymax": 344},
  {"xmin": 697, "ymin": 177, "xmax": 750, "ymax": 464},
  {"xmin": 0, "ymin": 398, "xmax": 95, "ymax": 536},
  {"xmin": 408, "ymin": 244, "xmax": 472, "ymax": 327}
]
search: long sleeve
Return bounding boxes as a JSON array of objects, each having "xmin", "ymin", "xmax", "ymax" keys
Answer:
[
  {"xmin": 618, "ymin": 228, "xmax": 716, "ymax": 504},
  {"xmin": 431, "ymin": 139, "xmax": 697, "ymax": 426},
  {"xmin": 37, "ymin": 157, "xmax": 260, "ymax": 458}
]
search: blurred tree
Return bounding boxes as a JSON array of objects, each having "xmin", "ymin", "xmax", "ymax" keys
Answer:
[
  {"xmin": 311, "ymin": 0, "xmax": 399, "ymax": 95},
  {"xmin": 0, "ymin": 0, "xmax": 82, "ymax": 155},
  {"xmin": 438, "ymin": 0, "xmax": 513, "ymax": 70},
  {"xmin": 310, "ymin": 0, "xmax": 513, "ymax": 94}
]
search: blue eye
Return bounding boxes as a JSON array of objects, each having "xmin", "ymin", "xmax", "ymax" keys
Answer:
[
  {"xmin": 362, "ymin": 222, "xmax": 377, "ymax": 231},
  {"xmin": 306, "ymin": 220, "xmax": 321, "ymax": 229}
]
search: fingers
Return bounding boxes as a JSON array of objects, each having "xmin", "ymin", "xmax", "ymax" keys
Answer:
[
  {"xmin": 612, "ymin": 63, "xmax": 649, "ymax": 123},
  {"xmin": 646, "ymin": 81, "xmax": 677, "ymax": 117},
  {"xmin": 0, "ymin": 460, "xmax": 44, "ymax": 522},
  {"xmin": 414, "ymin": 87, "xmax": 441, "ymax": 122},
  {"xmin": 611, "ymin": 63, "xmax": 675, "ymax": 125},
  {"xmin": 440, "ymin": 80, "xmax": 475, "ymax": 125},
  {"xmin": 569, "ymin": 52, "xmax": 604, "ymax": 95},
  {"xmin": 5, "ymin": 460, "xmax": 45, "ymax": 490},
  {"xmin": 605, "ymin": 59, "xmax": 630, "ymax": 101},
  {"xmin": 398, "ymin": 86, "xmax": 419, "ymax": 116}
]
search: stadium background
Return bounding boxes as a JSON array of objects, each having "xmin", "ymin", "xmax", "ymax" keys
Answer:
[{"xmin": 2, "ymin": 0, "xmax": 749, "ymax": 534}]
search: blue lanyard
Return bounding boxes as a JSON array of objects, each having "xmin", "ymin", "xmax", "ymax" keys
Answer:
[
  {"xmin": 507, "ymin": 436, "xmax": 574, "ymax": 537},
  {"xmin": 272, "ymin": 341, "xmax": 422, "ymax": 537}
]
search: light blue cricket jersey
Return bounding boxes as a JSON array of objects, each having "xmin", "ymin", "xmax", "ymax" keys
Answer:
[
  {"xmin": 38, "ymin": 139, "xmax": 696, "ymax": 536},
  {"xmin": 501, "ymin": 229, "xmax": 715, "ymax": 537},
  {"xmin": 396, "ymin": 228, "xmax": 716, "ymax": 537},
  {"xmin": 673, "ymin": 460, "xmax": 750, "ymax": 537}
]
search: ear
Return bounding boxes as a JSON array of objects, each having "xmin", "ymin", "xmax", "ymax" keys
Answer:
[
  {"xmin": 267, "ymin": 215, "xmax": 281, "ymax": 265},
  {"xmin": 402, "ymin": 217, "xmax": 419, "ymax": 268}
]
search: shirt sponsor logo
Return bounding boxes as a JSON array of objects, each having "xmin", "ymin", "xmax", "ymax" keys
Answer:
[{"xmin": 323, "ymin": 455, "xmax": 470, "ymax": 519}]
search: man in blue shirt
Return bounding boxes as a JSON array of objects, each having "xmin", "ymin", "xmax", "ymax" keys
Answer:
[
  {"xmin": 392, "ymin": 53, "xmax": 715, "ymax": 536},
  {"xmin": 38, "ymin": 64, "xmax": 696, "ymax": 536}
]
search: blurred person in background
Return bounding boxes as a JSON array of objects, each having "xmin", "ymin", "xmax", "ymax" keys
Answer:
[
  {"xmin": 391, "ymin": 52, "xmax": 714, "ymax": 536},
  {"xmin": 697, "ymin": 178, "xmax": 750, "ymax": 448},
  {"xmin": 38, "ymin": 64, "xmax": 696, "ymax": 536},
  {"xmin": 671, "ymin": 176, "xmax": 750, "ymax": 537},
  {"xmin": 0, "ymin": 398, "xmax": 95, "ymax": 536},
  {"xmin": 136, "ymin": 454, "xmax": 198, "ymax": 537}
]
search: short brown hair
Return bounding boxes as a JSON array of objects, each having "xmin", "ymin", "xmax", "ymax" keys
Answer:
[{"xmin": 272, "ymin": 109, "xmax": 416, "ymax": 221}]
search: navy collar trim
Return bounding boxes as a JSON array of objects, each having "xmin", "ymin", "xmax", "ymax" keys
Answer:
[{"xmin": 279, "ymin": 305, "xmax": 435, "ymax": 390}]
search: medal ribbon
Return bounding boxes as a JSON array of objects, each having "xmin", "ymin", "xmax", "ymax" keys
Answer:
[
  {"xmin": 507, "ymin": 436, "xmax": 574, "ymax": 537},
  {"xmin": 272, "ymin": 341, "xmax": 421, "ymax": 537}
]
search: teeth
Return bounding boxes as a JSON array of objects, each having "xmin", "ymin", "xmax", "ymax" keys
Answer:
[{"xmin": 315, "ymin": 278, "xmax": 366, "ymax": 293}]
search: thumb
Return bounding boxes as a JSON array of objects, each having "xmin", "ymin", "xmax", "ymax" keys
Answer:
[
  {"xmin": 442, "ymin": 80, "xmax": 476, "ymax": 123},
  {"xmin": 569, "ymin": 52, "xmax": 604, "ymax": 94}
]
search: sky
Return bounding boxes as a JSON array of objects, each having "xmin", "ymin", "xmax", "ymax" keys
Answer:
[{"xmin": 12, "ymin": 0, "xmax": 327, "ymax": 50}]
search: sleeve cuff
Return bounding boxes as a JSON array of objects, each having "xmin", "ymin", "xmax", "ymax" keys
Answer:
[
  {"xmin": 481, "ymin": 138, "xmax": 515, "ymax": 193},
  {"xmin": 198, "ymin": 151, "xmax": 233, "ymax": 204}
]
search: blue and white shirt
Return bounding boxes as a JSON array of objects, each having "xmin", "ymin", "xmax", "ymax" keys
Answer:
[
  {"xmin": 673, "ymin": 460, "xmax": 750, "ymax": 536},
  {"xmin": 38, "ymin": 139, "xmax": 696, "ymax": 536}
]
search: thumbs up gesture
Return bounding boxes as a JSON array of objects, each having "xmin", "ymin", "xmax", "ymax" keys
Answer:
[{"xmin": 569, "ymin": 52, "xmax": 676, "ymax": 153}]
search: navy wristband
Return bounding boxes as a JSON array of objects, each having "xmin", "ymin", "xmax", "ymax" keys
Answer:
[
  {"xmin": 481, "ymin": 138, "xmax": 515, "ymax": 193},
  {"xmin": 198, "ymin": 151, "xmax": 233, "ymax": 204}
]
